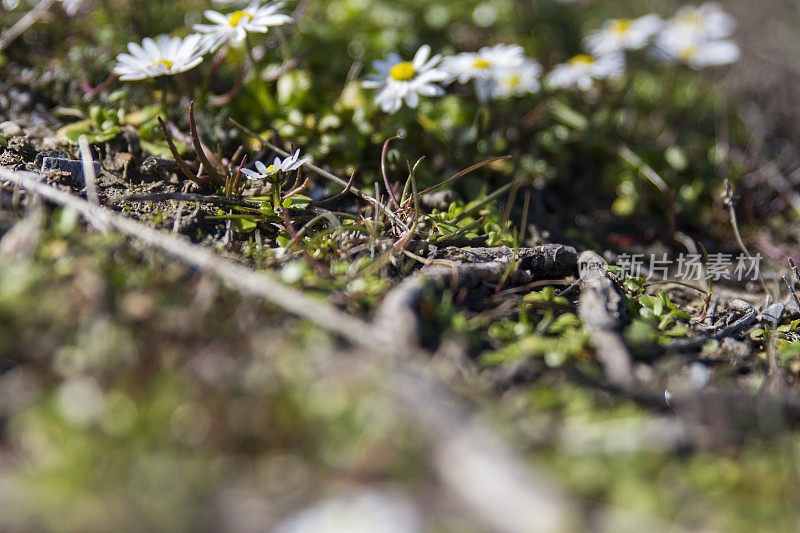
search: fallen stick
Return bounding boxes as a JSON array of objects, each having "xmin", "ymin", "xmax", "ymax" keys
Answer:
[
  {"xmin": 578, "ymin": 251, "xmax": 635, "ymax": 390},
  {"xmin": 374, "ymin": 245, "xmax": 578, "ymax": 348},
  {"xmin": 0, "ymin": 0, "xmax": 55, "ymax": 54},
  {"xmin": 0, "ymin": 167, "xmax": 580, "ymax": 533},
  {"xmin": 1, "ymin": 167, "xmax": 376, "ymax": 345}
]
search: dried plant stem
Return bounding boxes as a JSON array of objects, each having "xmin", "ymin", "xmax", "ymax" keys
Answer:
[
  {"xmin": 0, "ymin": 0, "xmax": 56, "ymax": 53},
  {"xmin": 723, "ymin": 181, "xmax": 772, "ymax": 300},
  {"xmin": 0, "ymin": 166, "xmax": 583, "ymax": 533}
]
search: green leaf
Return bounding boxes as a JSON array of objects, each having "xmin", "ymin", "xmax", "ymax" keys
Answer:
[
  {"xmin": 139, "ymin": 140, "xmax": 174, "ymax": 159},
  {"xmin": 233, "ymin": 218, "xmax": 257, "ymax": 233}
]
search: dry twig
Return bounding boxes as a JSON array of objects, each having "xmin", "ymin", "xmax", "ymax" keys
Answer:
[
  {"xmin": 0, "ymin": 167, "xmax": 581, "ymax": 533},
  {"xmin": 0, "ymin": 0, "xmax": 55, "ymax": 53},
  {"xmin": 578, "ymin": 251, "xmax": 636, "ymax": 390}
]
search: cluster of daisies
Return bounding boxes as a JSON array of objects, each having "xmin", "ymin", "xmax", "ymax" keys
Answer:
[
  {"xmin": 112, "ymin": 0, "xmax": 312, "ymax": 183},
  {"xmin": 114, "ymin": 1, "xmax": 292, "ymax": 81},
  {"xmin": 362, "ymin": 43, "xmax": 544, "ymax": 113},
  {"xmin": 106, "ymin": 1, "xmax": 739, "ymax": 180},
  {"xmin": 362, "ymin": 2, "xmax": 740, "ymax": 113}
]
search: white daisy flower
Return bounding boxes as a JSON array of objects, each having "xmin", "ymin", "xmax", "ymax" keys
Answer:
[
  {"xmin": 670, "ymin": 2, "xmax": 735, "ymax": 41},
  {"xmin": 441, "ymin": 44, "xmax": 529, "ymax": 101},
  {"xmin": 585, "ymin": 14, "xmax": 663, "ymax": 56},
  {"xmin": 655, "ymin": 31, "xmax": 740, "ymax": 67},
  {"xmin": 546, "ymin": 52, "xmax": 625, "ymax": 91},
  {"xmin": 241, "ymin": 149, "xmax": 310, "ymax": 180},
  {"xmin": 653, "ymin": 3, "xmax": 739, "ymax": 68},
  {"xmin": 493, "ymin": 60, "xmax": 543, "ymax": 98},
  {"xmin": 194, "ymin": 1, "xmax": 293, "ymax": 53},
  {"xmin": 361, "ymin": 45, "xmax": 447, "ymax": 114},
  {"xmin": 114, "ymin": 35, "xmax": 206, "ymax": 81}
]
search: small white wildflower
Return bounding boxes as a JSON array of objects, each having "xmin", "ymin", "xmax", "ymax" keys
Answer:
[
  {"xmin": 361, "ymin": 45, "xmax": 447, "ymax": 114},
  {"xmin": 493, "ymin": 60, "xmax": 543, "ymax": 98},
  {"xmin": 114, "ymin": 35, "xmax": 205, "ymax": 81},
  {"xmin": 655, "ymin": 31, "xmax": 740, "ymax": 67},
  {"xmin": 670, "ymin": 2, "xmax": 736, "ymax": 41},
  {"xmin": 654, "ymin": 3, "xmax": 739, "ymax": 68},
  {"xmin": 441, "ymin": 44, "xmax": 531, "ymax": 101},
  {"xmin": 193, "ymin": 1, "xmax": 292, "ymax": 53},
  {"xmin": 241, "ymin": 149, "xmax": 310, "ymax": 180},
  {"xmin": 585, "ymin": 14, "xmax": 663, "ymax": 56},
  {"xmin": 546, "ymin": 52, "xmax": 625, "ymax": 91}
]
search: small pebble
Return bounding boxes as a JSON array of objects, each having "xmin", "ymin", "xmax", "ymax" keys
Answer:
[
  {"xmin": 40, "ymin": 136, "xmax": 61, "ymax": 150},
  {"xmin": 760, "ymin": 303, "xmax": 785, "ymax": 323},
  {"xmin": 0, "ymin": 121, "xmax": 22, "ymax": 138},
  {"xmin": 41, "ymin": 157, "xmax": 101, "ymax": 185}
]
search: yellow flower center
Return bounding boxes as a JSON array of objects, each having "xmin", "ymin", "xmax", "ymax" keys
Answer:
[
  {"xmin": 473, "ymin": 59, "xmax": 491, "ymax": 69},
  {"xmin": 680, "ymin": 45, "xmax": 698, "ymax": 60},
  {"xmin": 506, "ymin": 74, "xmax": 521, "ymax": 88},
  {"xmin": 568, "ymin": 54, "xmax": 594, "ymax": 66},
  {"xmin": 152, "ymin": 59, "xmax": 174, "ymax": 70},
  {"xmin": 678, "ymin": 12, "xmax": 701, "ymax": 27},
  {"xmin": 267, "ymin": 164, "xmax": 276, "ymax": 173},
  {"xmin": 609, "ymin": 18, "xmax": 632, "ymax": 35},
  {"xmin": 229, "ymin": 11, "xmax": 253, "ymax": 26},
  {"xmin": 389, "ymin": 61, "xmax": 416, "ymax": 81}
]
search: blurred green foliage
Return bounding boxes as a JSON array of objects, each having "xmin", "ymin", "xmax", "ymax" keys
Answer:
[{"xmin": 2, "ymin": 0, "xmax": 798, "ymax": 530}]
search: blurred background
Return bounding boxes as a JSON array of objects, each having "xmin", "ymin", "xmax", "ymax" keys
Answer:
[{"xmin": 1, "ymin": 0, "xmax": 800, "ymax": 531}]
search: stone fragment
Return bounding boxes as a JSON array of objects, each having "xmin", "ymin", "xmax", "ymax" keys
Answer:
[{"xmin": 40, "ymin": 157, "xmax": 101, "ymax": 185}]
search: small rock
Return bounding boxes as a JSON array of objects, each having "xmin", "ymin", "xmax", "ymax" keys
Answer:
[
  {"xmin": 39, "ymin": 136, "xmax": 61, "ymax": 150},
  {"xmin": 8, "ymin": 88, "xmax": 32, "ymax": 111},
  {"xmin": 5, "ymin": 136, "xmax": 36, "ymax": 160},
  {"xmin": 40, "ymin": 157, "xmax": 101, "ymax": 185},
  {"xmin": 760, "ymin": 303, "xmax": 785, "ymax": 323},
  {"xmin": 34, "ymin": 149, "xmax": 69, "ymax": 168},
  {"xmin": 728, "ymin": 299, "xmax": 752, "ymax": 313},
  {"xmin": 0, "ymin": 121, "xmax": 22, "ymax": 138},
  {"xmin": 421, "ymin": 189, "xmax": 457, "ymax": 209}
]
